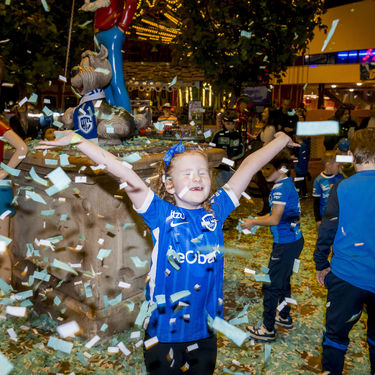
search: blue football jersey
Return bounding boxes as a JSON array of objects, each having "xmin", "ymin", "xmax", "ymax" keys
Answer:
[
  {"xmin": 269, "ymin": 177, "xmax": 302, "ymax": 244},
  {"xmin": 73, "ymin": 101, "xmax": 98, "ymax": 140},
  {"xmin": 135, "ymin": 184, "xmax": 239, "ymax": 343},
  {"xmin": 313, "ymin": 172, "xmax": 344, "ymax": 217}
]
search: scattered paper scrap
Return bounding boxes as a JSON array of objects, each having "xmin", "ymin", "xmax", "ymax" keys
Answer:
[
  {"xmin": 47, "ymin": 336, "xmax": 73, "ymax": 354},
  {"xmin": 240, "ymin": 30, "xmax": 252, "ymax": 38},
  {"xmin": 265, "ymin": 343, "xmax": 271, "ymax": 362},
  {"xmin": 293, "ymin": 259, "xmax": 300, "ymax": 273},
  {"xmin": 168, "ymin": 76, "xmax": 177, "ymax": 87},
  {"xmin": 130, "ymin": 256, "xmax": 147, "ymax": 268},
  {"xmin": 170, "ymin": 290, "xmax": 191, "ymax": 304},
  {"xmin": 57, "ymin": 321, "xmax": 80, "ymax": 338},
  {"xmin": 5, "ymin": 306, "xmax": 26, "ymax": 317},
  {"xmin": 212, "ymin": 317, "xmax": 248, "ymax": 346},
  {"xmin": 0, "ymin": 352, "xmax": 13, "ymax": 375},
  {"xmin": 204, "ymin": 130, "xmax": 212, "ymax": 138},
  {"xmin": 144, "ymin": 336, "xmax": 159, "ymax": 349},
  {"xmin": 321, "ymin": 19, "xmax": 339, "ymax": 52},
  {"xmin": 254, "ymin": 274, "xmax": 271, "ymax": 283},
  {"xmin": 0, "ymin": 162, "xmax": 21, "ymax": 176},
  {"xmin": 118, "ymin": 342, "xmax": 131, "ymax": 356},
  {"xmin": 336, "ymin": 155, "xmax": 353, "ymax": 163},
  {"xmin": 85, "ymin": 335, "xmax": 100, "ymax": 349},
  {"xmin": 51, "ymin": 259, "xmax": 78, "ymax": 275}
]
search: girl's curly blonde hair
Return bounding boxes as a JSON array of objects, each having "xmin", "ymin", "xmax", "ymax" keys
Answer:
[{"xmin": 150, "ymin": 148, "xmax": 215, "ymax": 213}]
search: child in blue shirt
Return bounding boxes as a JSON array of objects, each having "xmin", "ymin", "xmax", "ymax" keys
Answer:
[
  {"xmin": 312, "ymin": 151, "xmax": 344, "ymax": 229},
  {"xmin": 241, "ymin": 149, "xmax": 304, "ymax": 341},
  {"xmin": 314, "ymin": 128, "xmax": 375, "ymax": 375},
  {"xmin": 37, "ymin": 131, "xmax": 297, "ymax": 374}
]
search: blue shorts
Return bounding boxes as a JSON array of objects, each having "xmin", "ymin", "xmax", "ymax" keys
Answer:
[{"xmin": 0, "ymin": 186, "xmax": 15, "ymax": 216}]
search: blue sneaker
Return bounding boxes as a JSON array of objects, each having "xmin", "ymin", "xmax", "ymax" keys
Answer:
[{"xmin": 275, "ymin": 314, "xmax": 293, "ymax": 329}]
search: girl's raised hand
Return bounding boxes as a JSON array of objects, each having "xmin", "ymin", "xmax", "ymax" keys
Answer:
[
  {"xmin": 35, "ymin": 130, "xmax": 80, "ymax": 149},
  {"xmin": 273, "ymin": 132, "xmax": 300, "ymax": 148}
]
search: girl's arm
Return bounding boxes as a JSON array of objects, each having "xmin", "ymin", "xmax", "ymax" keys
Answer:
[
  {"xmin": 262, "ymin": 125, "xmax": 276, "ymax": 145},
  {"xmin": 0, "ymin": 129, "xmax": 28, "ymax": 180},
  {"xmin": 36, "ymin": 131, "xmax": 149, "ymax": 209},
  {"xmin": 227, "ymin": 132, "xmax": 298, "ymax": 200},
  {"xmin": 241, "ymin": 205, "xmax": 284, "ymax": 230}
]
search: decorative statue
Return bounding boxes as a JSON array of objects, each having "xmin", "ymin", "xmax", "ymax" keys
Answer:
[
  {"xmin": 80, "ymin": 0, "xmax": 137, "ymax": 112},
  {"xmin": 62, "ymin": 44, "xmax": 146, "ymax": 144}
]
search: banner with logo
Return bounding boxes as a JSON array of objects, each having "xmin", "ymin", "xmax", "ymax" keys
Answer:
[{"xmin": 360, "ymin": 62, "xmax": 375, "ymax": 80}]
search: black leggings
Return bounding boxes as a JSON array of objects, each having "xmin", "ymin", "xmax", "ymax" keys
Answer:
[
  {"xmin": 143, "ymin": 334, "xmax": 217, "ymax": 375},
  {"xmin": 322, "ymin": 272, "xmax": 375, "ymax": 374}
]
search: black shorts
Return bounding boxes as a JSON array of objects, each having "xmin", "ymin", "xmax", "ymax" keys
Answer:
[{"xmin": 143, "ymin": 333, "xmax": 217, "ymax": 375}]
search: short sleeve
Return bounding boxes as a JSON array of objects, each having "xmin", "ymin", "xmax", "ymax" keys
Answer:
[
  {"xmin": 134, "ymin": 189, "xmax": 169, "ymax": 230},
  {"xmin": 312, "ymin": 178, "xmax": 322, "ymax": 197},
  {"xmin": 0, "ymin": 119, "xmax": 11, "ymax": 136},
  {"xmin": 270, "ymin": 183, "xmax": 287, "ymax": 205},
  {"xmin": 210, "ymin": 184, "xmax": 239, "ymax": 222}
]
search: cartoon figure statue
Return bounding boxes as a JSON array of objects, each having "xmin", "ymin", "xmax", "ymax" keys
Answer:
[
  {"xmin": 81, "ymin": 0, "xmax": 137, "ymax": 112},
  {"xmin": 0, "ymin": 115, "xmax": 28, "ymax": 282},
  {"xmin": 62, "ymin": 44, "xmax": 146, "ymax": 144}
]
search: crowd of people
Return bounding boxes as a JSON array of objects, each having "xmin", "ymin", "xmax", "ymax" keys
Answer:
[
  {"xmin": 0, "ymin": 97, "xmax": 374, "ymax": 375},
  {"xmin": 208, "ymin": 99, "xmax": 374, "ymax": 375},
  {"xmin": 3, "ymin": 102, "xmax": 58, "ymax": 142}
]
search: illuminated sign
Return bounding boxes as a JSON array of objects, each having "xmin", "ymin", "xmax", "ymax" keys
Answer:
[{"xmin": 359, "ymin": 49, "xmax": 375, "ymax": 63}]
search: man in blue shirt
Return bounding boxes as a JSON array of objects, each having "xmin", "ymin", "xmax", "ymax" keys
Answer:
[
  {"xmin": 242, "ymin": 149, "xmax": 304, "ymax": 341},
  {"xmin": 314, "ymin": 128, "xmax": 375, "ymax": 375}
]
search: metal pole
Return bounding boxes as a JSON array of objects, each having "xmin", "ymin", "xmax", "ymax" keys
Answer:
[{"xmin": 62, "ymin": 0, "xmax": 75, "ymax": 112}]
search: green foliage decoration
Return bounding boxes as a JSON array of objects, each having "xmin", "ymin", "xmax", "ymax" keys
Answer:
[
  {"xmin": 0, "ymin": 0, "xmax": 93, "ymax": 91},
  {"xmin": 174, "ymin": 0, "xmax": 326, "ymax": 94}
]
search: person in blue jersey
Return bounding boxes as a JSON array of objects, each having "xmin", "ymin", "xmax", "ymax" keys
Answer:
[
  {"xmin": 36, "ymin": 130, "xmax": 297, "ymax": 374},
  {"xmin": 312, "ymin": 151, "xmax": 344, "ymax": 230},
  {"xmin": 241, "ymin": 149, "xmax": 304, "ymax": 342},
  {"xmin": 314, "ymin": 128, "xmax": 375, "ymax": 375}
]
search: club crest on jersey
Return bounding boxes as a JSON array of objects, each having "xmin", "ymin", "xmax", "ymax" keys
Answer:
[
  {"xmin": 201, "ymin": 213, "xmax": 217, "ymax": 231},
  {"xmin": 78, "ymin": 114, "xmax": 94, "ymax": 134}
]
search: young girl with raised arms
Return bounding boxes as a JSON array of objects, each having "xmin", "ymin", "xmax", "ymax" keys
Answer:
[{"xmin": 37, "ymin": 130, "xmax": 297, "ymax": 375}]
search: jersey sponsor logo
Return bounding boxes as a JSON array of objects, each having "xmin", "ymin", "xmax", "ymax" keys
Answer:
[
  {"xmin": 177, "ymin": 250, "xmax": 217, "ymax": 264},
  {"xmin": 170, "ymin": 221, "xmax": 189, "ymax": 228},
  {"xmin": 201, "ymin": 213, "xmax": 217, "ymax": 232},
  {"xmin": 168, "ymin": 210, "xmax": 185, "ymax": 220}
]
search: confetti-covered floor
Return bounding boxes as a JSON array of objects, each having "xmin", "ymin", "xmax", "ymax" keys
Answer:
[{"xmin": 0, "ymin": 197, "xmax": 370, "ymax": 374}]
